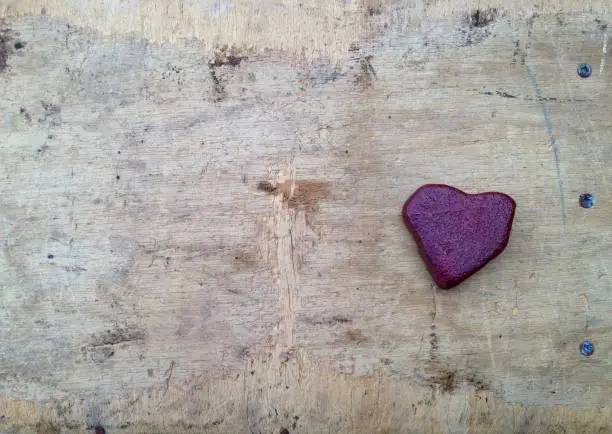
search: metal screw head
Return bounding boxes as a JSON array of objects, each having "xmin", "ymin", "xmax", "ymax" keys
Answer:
[
  {"xmin": 579, "ymin": 193, "xmax": 596, "ymax": 209},
  {"xmin": 577, "ymin": 63, "xmax": 592, "ymax": 78},
  {"xmin": 579, "ymin": 340, "xmax": 594, "ymax": 357}
]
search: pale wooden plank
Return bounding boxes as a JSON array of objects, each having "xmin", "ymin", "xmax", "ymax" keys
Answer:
[{"xmin": 0, "ymin": 2, "xmax": 610, "ymax": 432}]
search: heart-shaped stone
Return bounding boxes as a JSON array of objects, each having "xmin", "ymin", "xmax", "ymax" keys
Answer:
[{"xmin": 402, "ymin": 184, "xmax": 516, "ymax": 289}]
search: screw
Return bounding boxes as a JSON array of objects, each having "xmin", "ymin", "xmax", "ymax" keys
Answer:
[
  {"xmin": 579, "ymin": 193, "xmax": 596, "ymax": 209},
  {"xmin": 577, "ymin": 63, "xmax": 592, "ymax": 78},
  {"xmin": 579, "ymin": 340, "xmax": 594, "ymax": 357}
]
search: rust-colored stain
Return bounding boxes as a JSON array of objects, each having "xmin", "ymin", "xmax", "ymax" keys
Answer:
[
  {"xmin": 286, "ymin": 180, "xmax": 331, "ymax": 213},
  {"xmin": 258, "ymin": 180, "xmax": 331, "ymax": 215}
]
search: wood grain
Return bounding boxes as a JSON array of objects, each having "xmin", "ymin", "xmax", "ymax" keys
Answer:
[
  {"xmin": 2, "ymin": 1, "xmax": 611, "ymax": 60},
  {"xmin": 0, "ymin": 1, "xmax": 610, "ymax": 432}
]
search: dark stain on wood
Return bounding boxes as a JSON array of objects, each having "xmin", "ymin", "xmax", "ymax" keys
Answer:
[
  {"xmin": 354, "ymin": 56, "xmax": 376, "ymax": 89},
  {"xmin": 595, "ymin": 18, "xmax": 608, "ymax": 31},
  {"xmin": 209, "ymin": 46, "xmax": 246, "ymax": 68},
  {"xmin": 307, "ymin": 315, "xmax": 351, "ymax": 326},
  {"xmin": 465, "ymin": 373, "xmax": 490, "ymax": 391},
  {"xmin": 428, "ymin": 332, "xmax": 439, "ymax": 361},
  {"xmin": 41, "ymin": 101, "xmax": 61, "ymax": 116},
  {"xmin": 84, "ymin": 323, "xmax": 146, "ymax": 362},
  {"xmin": 91, "ymin": 323, "xmax": 145, "ymax": 346},
  {"xmin": 208, "ymin": 46, "xmax": 246, "ymax": 102},
  {"xmin": 367, "ymin": 6, "xmax": 382, "ymax": 16},
  {"xmin": 34, "ymin": 420, "xmax": 61, "ymax": 434},
  {"xmin": 431, "ymin": 370, "xmax": 457, "ymax": 393},
  {"xmin": 0, "ymin": 24, "xmax": 15, "ymax": 72},
  {"xmin": 468, "ymin": 8, "xmax": 498, "ymax": 28},
  {"xmin": 346, "ymin": 328, "xmax": 366, "ymax": 343},
  {"xmin": 426, "ymin": 365, "xmax": 490, "ymax": 394},
  {"xmin": 19, "ymin": 107, "xmax": 32, "ymax": 122},
  {"xmin": 257, "ymin": 180, "xmax": 278, "ymax": 193}
]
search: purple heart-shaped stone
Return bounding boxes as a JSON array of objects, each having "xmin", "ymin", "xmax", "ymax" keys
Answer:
[{"xmin": 402, "ymin": 184, "xmax": 516, "ymax": 289}]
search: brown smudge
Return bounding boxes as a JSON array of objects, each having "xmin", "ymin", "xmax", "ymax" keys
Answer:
[
  {"xmin": 257, "ymin": 180, "xmax": 331, "ymax": 223},
  {"xmin": 257, "ymin": 181, "xmax": 278, "ymax": 193},
  {"xmin": 346, "ymin": 328, "xmax": 366, "ymax": 343},
  {"xmin": 285, "ymin": 180, "xmax": 331, "ymax": 214}
]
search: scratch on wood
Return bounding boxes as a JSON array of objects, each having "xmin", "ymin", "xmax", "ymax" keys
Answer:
[
  {"xmin": 481, "ymin": 301, "xmax": 497, "ymax": 370},
  {"xmin": 307, "ymin": 315, "xmax": 352, "ymax": 326},
  {"xmin": 163, "ymin": 360, "xmax": 176, "ymax": 395},
  {"xmin": 61, "ymin": 265, "xmax": 87, "ymax": 273},
  {"xmin": 272, "ymin": 178, "xmax": 299, "ymax": 353},
  {"xmin": 522, "ymin": 53, "xmax": 567, "ymax": 222},
  {"xmin": 430, "ymin": 284, "xmax": 437, "ymax": 322},
  {"xmin": 481, "ymin": 89, "xmax": 588, "ymax": 102},
  {"xmin": 600, "ymin": 31, "xmax": 608, "ymax": 75}
]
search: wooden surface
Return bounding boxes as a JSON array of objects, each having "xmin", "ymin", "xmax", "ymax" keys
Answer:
[{"xmin": 0, "ymin": 1, "xmax": 611, "ymax": 432}]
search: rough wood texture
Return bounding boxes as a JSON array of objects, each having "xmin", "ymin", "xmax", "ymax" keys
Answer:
[{"xmin": 0, "ymin": 1, "xmax": 611, "ymax": 432}]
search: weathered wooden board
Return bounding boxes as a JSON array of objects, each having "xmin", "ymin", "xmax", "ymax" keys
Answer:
[{"xmin": 0, "ymin": 1, "xmax": 611, "ymax": 432}]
